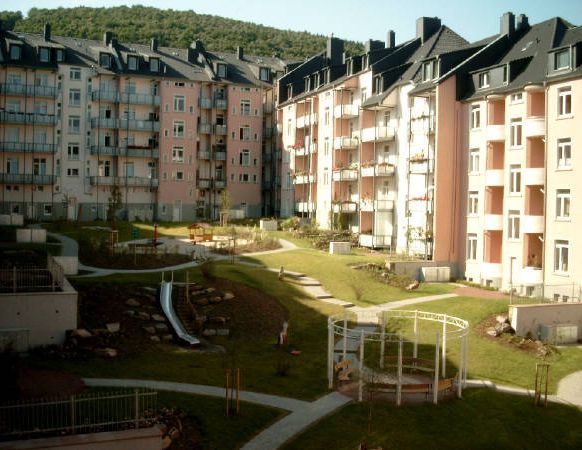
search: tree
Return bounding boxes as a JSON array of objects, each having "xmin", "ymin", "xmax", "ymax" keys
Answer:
[
  {"xmin": 220, "ymin": 190, "xmax": 232, "ymax": 227},
  {"xmin": 0, "ymin": 11, "xmax": 23, "ymax": 30},
  {"xmin": 107, "ymin": 184, "xmax": 122, "ymax": 225}
]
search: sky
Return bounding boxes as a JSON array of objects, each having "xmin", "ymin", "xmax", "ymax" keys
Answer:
[{"xmin": 8, "ymin": 0, "xmax": 582, "ymax": 44}]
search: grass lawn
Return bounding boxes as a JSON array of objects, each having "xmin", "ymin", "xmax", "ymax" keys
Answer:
[
  {"xmin": 243, "ymin": 248, "xmax": 454, "ymax": 306},
  {"xmin": 157, "ymin": 392, "xmax": 284, "ymax": 449},
  {"xmin": 283, "ymin": 389, "xmax": 582, "ymax": 449}
]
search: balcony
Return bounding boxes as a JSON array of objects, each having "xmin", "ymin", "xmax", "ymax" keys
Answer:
[
  {"xmin": 361, "ymin": 164, "xmax": 395, "ymax": 177},
  {"xmin": 1, "ymin": 111, "xmax": 57, "ymax": 125},
  {"xmin": 213, "ymin": 98, "xmax": 227, "ymax": 109},
  {"xmin": 91, "ymin": 90, "xmax": 119, "ymax": 102},
  {"xmin": 409, "ymin": 161, "xmax": 431, "ymax": 174},
  {"xmin": 120, "ymin": 92, "xmax": 160, "ymax": 106},
  {"xmin": 361, "ymin": 126, "xmax": 395, "ymax": 142},
  {"xmin": 522, "ymin": 215, "xmax": 544, "ymax": 234},
  {"xmin": 295, "ymin": 201, "xmax": 316, "ymax": 213},
  {"xmin": 197, "ymin": 178, "xmax": 211, "ymax": 189},
  {"xmin": 89, "ymin": 176, "xmax": 158, "ymax": 187},
  {"xmin": 294, "ymin": 173, "xmax": 316, "ymax": 184},
  {"xmin": 486, "ymin": 125, "xmax": 505, "ymax": 142},
  {"xmin": 199, "ymin": 97, "xmax": 212, "ymax": 109},
  {"xmin": 334, "ymin": 104, "xmax": 359, "ymax": 118},
  {"xmin": 263, "ymin": 103, "xmax": 273, "ymax": 114},
  {"xmin": 296, "ymin": 113, "xmax": 318, "ymax": 128},
  {"xmin": 263, "ymin": 127, "xmax": 273, "ymax": 139},
  {"xmin": 198, "ymin": 123, "xmax": 212, "ymax": 134},
  {"xmin": 213, "ymin": 151, "xmax": 226, "ymax": 161},
  {"xmin": 485, "ymin": 169, "xmax": 504, "ymax": 186},
  {"xmin": 90, "ymin": 146, "xmax": 159, "ymax": 158},
  {"xmin": 0, "ymin": 83, "xmax": 58, "ymax": 98},
  {"xmin": 333, "ymin": 137, "xmax": 358, "ymax": 150},
  {"xmin": 1, "ymin": 141, "xmax": 57, "ymax": 153},
  {"xmin": 0, "ymin": 173, "xmax": 55, "ymax": 184},
  {"xmin": 119, "ymin": 118, "xmax": 160, "ymax": 132},
  {"xmin": 482, "ymin": 263, "xmax": 503, "ymax": 279},
  {"xmin": 91, "ymin": 117, "xmax": 118, "ymax": 129},
  {"xmin": 214, "ymin": 179, "xmax": 226, "ymax": 189},
  {"xmin": 214, "ymin": 124, "xmax": 227, "ymax": 135},
  {"xmin": 522, "ymin": 167, "xmax": 545, "ymax": 185},
  {"xmin": 332, "ymin": 169, "xmax": 358, "ymax": 181},
  {"xmin": 332, "ymin": 201, "xmax": 358, "ymax": 213},
  {"xmin": 262, "ymin": 152, "xmax": 272, "ymax": 163},
  {"xmin": 360, "ymin": 199, "xmax": 394, "ymax": 211},
  {"xmin": 197, "ymin": 150, "xmax": 211, "ymax": 160},
  {"xmin": 524, "ymin": 117, "xmax": 545, "ymax": 138},
  {"xmin": 359, "ymin": 234, "xmax": 391, "ymax": 248},
  {"xmin": 484, "ymin": 214, "xmax": 503, "ymax": 230},
  {"xmin": 518, "ymin": 266, "xmax": 543, "ymax": 285}
]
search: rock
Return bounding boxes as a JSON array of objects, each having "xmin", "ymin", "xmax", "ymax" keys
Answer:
[
  {"xmin": 195, "ymin": 298, "xmax": 209, "ymax": 306},
  {"xmin": 105, "ymin": 323, "xmax": 120, "ymax": 333},
  {"xmin": 210, "ymin": 296, "xmax": 222, "ymax": 304},
  {"xmin": 203, "ymin": 329, "xmax": 217, "ymax": 336},
  {"xmin": 169, "ymin": 427, "xmax": 180, "ymax": 440},
  {"xmin": 405, "ymin": 280, "xmax": 420, "ymax": 291},
  {"xmin": 123, "ymin": 310, "xmax": 135, "ymax": 317},
  {"xmin": 205, "ymin": 287, "xmax": 216, "ymax": 293},
  {"xmin": 223, "ymin": 292, "xmax": 235, "ymax": 300},
  {"xmin": 142, "ymin": 287, "xmax": 157, "ymax": 293},
  {"xmin": 209, "ymin": 316, "xmax": 227, "ymax": 325},
  {"xmin": 72, "ymin": 329, "xmax": 92, "ymax": 338},
  {"xmin": 155, "ymin": 323, "xmax": 169, "ymax": 332},
  {"xmin": 216, "ymin": 329, "xmax": 230, "ymax": 336},
  {"xmin": 500, "ymin": 322, "xmax": 513, "ymax": 333},
  {"xmin": 137, "ymin": 312, "xmax": 151, "ymax": 321},
  {"xmin": 496, "ymin": 315, "xmax": 509, "ymax": 324},
  {"xmin": 486, "ymin": 327, "xmax": 499, "ymax": 337},
  {"xmin": 126, "ymin": 299, "xmax": 140, "ymax": 307},
  {"xmin": 95, "ymin": 347, "xmax": 117, "ymax": 357},
  {"xmin": 162, "ymin": 334, "xmax": 173, "ymax": 342},
  {"xmin": 161, "ymin": 436, "xmax": 172, "ymax": 449},
  {"xmin": 143, "ymin": 326, "xmax": 156, "ymax": 334},
  {"xmin": 143, "ymin": 294, "xmax": 156, "ymax": 303},
  {"xmin": 150, "ymin": 335, "xmax": 161, "ymax": 342},
  {"xmin": 151, "ymin": 314, "xmax": 166, "ymax": 322}
]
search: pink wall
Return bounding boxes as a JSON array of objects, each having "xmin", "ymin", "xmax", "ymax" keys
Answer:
[{"xmin": 484, "ymin": 230, "xmax": 502, "ymax": 263}]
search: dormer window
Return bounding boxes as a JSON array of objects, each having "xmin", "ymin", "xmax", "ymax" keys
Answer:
[
  {"xmin": 9, "ymin": 45, "xmax": 21, "ymax": 60},
  {"xmin": 56, "ymin": 49, "xmax": 65, "ymax": 62},
  {"xmin": 259, "ymin": 67, "xmax": 270, "ymax": 81},
  {"xmin": 375, "ymin": 76, "xmax": 382, "ymax": 94},
  {"xmin": 217, "ymin": 63, "xmax": 227, "ymax": 78},
  {"xmin": 149, "ymin": 57, "xmax": 160, "ymax": 72},
  {"xmin": 553, "ymin": 48, "xmax": 571, "ymax": 71},
  {"xmin": 422, "ymin": 60, "xmax": 438, "ymax": 81},
  {"xmin": 99, "ymin": 53, "xmax": 111, "ymax": 68},
  {"xmin": 478, "ymin": 72, "xmax": 490, "ymax": 88},
  {"xmin": 39, "ymin": 47, "xmax": 50, "ymax": 62},
  {"xmin": 128, "ymin": 55, "xmax": 138, "ymax": 71}
]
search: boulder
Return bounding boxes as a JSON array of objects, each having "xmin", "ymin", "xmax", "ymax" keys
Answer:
[
  {"xmin": 496, "ymin": 315, "xmax": 509, "ymax": 324},
  {"xmin": 216, "ymin": 329, "xmax": 230, "ymax": 336},
  {"xmin": 205, "ymin": 287, "xmax": 216, "ymax": 294},
  {"xmin": 209, "ymin": 316, "xmax": 227, "ymax": 325},
  {"xmin": 95, "ymin": 348, "xmax": 118, "ymax": 358},
  {"xmin": 151, "ymin": 314, "xmax": 166, "ymax": 322},
  {"xmin": 195, "ymin": 298, "xmax": 209, "ymax": 306},
  {"xmin": 486, "ymin": 327, "xmax": 500, "ymax": 337},
  {"xmin": 150, "ymin": 336, "xmax": 161, "ymax": 342},
  {"xmin": 137, "ymin": 312, "xmax": 151, "ymax": 321},
  {"xmin": 143, "ymin": 326, "xmax": 156, "ymax": 335},
  {"xmin": 123, "ymin": 310, "xmax": 136, "ymax": 317},
  {"xmin": 155, "ymin": 323, "xmax": 169, "ymax": 332},
  {"xmin": 162, "ymin": 334, "xmax": 173, "ymax": 342},
  {"xmin": 105, "ymin": 323, "xmax": 120, "ymax": 333},
  {"xmin": 126, "ymin": 299, "xmax": 140, "ymax": 307},
  {"xmin": 210, "ymin": 296, "xmax": 222, "ymax": 304},
  {"xmin": 203, "ymin": 329, "xmax": 217, "ymax": 336},
  {"xmin": 405, "ymin": 280, "xmax": 420, "ymax": 291},
  {"xmin": 223, "ymin": 292, "xmax": 235, "ymax": 300},
  {"xmin": 72, "ymin": 329, "xmax": 92, "ymax": 338},
  {"xmin": 500, "ymin": 322, "xmax": 513, "ymax": 333}
]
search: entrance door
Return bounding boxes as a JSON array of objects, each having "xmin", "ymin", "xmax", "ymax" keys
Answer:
[
  {"xmin": 68, "ymin": 197, "xmax": 77, "ymax": 221},
  {"xmin": 172, "ymin": 200, "xmax": 182, "ymax": 222}
]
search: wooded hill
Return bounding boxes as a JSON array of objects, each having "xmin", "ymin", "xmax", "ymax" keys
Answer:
[{"xmin": 1, "ymin": 6, "xmax": 363, "ymax": 60}]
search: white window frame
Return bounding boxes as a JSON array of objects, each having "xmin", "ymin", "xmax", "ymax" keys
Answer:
[
  {"xmin": 554, "ymin": 49, "xmax": 571, "ymax": 71},
  {"xmin": 240, "ymin": 99, "xmax": 251, "ymax": 116},
  {"xmin": 470, "ymin": 104, "xmax": 481, "ymax": 129},
  {"xmin": 510, "ymin": 118, "xmax": 522, "ymax": 147},
  {"xmin": 149, "ymin": 58, "xmax": 160, "ymax": 72},
  {"xmin": 174, "ymin": 96, "xmax": 185, "ymax": 112},
  {"xmin": 556, "ymin": 189, "xmax": 570, "ymax": 220},
  {"xmin": 469, "ymin": 148, "xmax": 480, "ymax": 173},
  {"xmin": 70, "ymin": 68, "xmax": 81, "ymax": 80},
  {"xmin": 128, "ymin": 55, "xmax": 138, "ymax": 70},
  {"xmin": 557, "ymin": 138, "xmax": 572, "ymax": 169},
  {"xmin": 507, "ymin": 210, "xmax": 520, "ymax": 240},
  {"xmin": 240, "ymin": 149, "xmax": 250, "ymax": 166},
  {"xmin": 509, "ymin": 164, "xmax": 521, "ymax": 194},
  {"xmin": 478, "ymin": 72, "xmax": 490, "ymax": 89},
  {"xmin": 67, "ymin": 143, "xmax": 80, "ymax": 161},
  {"xmin": 68, "ymin": 116, "xmax": 81, "ymax": 134},
  {"xmin": 510, "ymin": 93, "xmax": 523, "ymax": 103},
  {"xmin": 173, "ymin": 120, "xmax": 185, "ymax": 138},
  {"xmin": 172, "ymin": 147, "xmax": 184, "ymax": 163},
  {"xmin": 467, "ymin": 234, "xmax": 478, "ymax": 260},
  {"xmin": 240, "ymin": 126, "xmax": 251, "ymax": 141},
  {"xmin": 468, "ymin": 191, "xmax": 479, "ymax": 215},
  {"xmin": 69, "ymin": 89, "xmax": 81, "ymax": 107},
  {"xmin": 558, "ymin": 87, "xmax": 572, "ymax": 117},
  {"xmin": 554, "ymin": 240, "xmax": 569, "ymax": 274}
]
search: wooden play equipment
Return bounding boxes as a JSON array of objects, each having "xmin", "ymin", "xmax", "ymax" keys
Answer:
[
  {"xmin": 189, "ymin": 223, "xmax": 214, "ymax": 243},
  {"xmin": 225, "ymin": 368, "xmax": 241, "ymax": 416},
  {"xmin": 534, "ymin": 363, "xmax": 550, "ymax": 407}
]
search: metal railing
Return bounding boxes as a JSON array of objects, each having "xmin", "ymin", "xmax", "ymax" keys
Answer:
[
  {"xmin": 1, "ymin": 142, "xmax": 57, "ymax": 153},
  {"xmin": 0, "ymin": 389, "xmax": 157, "ymax": 439},
  {"xmin": 0, "ymin": 83, "xmax": 58, "ymax": 98},
  {"xmin": 0, "ymin": 111, "xmax": 57, "ymax": 125},
  {"xmin": 0, "ymin": 174, "xmax": 55, "ymax": 185},
  {"xmin": 509, "ymin": 283, "xmax": 582, "ymax": 305},
  {"xmin": 0, "ymin": 255, "xmax": 63, "ymax": 293}
]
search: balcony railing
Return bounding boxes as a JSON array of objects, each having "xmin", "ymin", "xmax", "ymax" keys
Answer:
[
  {"xmin": 332, "ymin": 169, "xmax": 358, "ymax": 181},
  {"xmin": 360, "ymin": 199, "xmax": 394, "ymax": 211},
  {"xmin": 0, "ymin": 111, "xmax": 57, "ymax": 125},
  {"xmin": 484, "ymin": 169, "xmax": 504, "ymax": 186},
  {"xmin": 0, "ymin": 173, "xmax": 55, "ymax": 184},
  {"xmin": 197, "ymin": 178, "xmax": 211, "ymax": 189},
  {"xmin": 214, "ymin": 179, "xmax": 226, "ymax": 189},
  {"xmin": 361, "ymin": 126, "xmax": 395, "ymax": 142},
  {"xmin": 296, "ymin": 113, "xmax": 318, "ymax": 129},
  {"xmin": 89, "ymin": 176, "xmax": 158, "ymax": 187},
  {"xmin": 199, "ymin": 97, "xmax": 212, "ymax": 109},
  {"xmin": 90, "ymin": 146, "xmax": 159, "ymax": 158},
  {"xmin": 359, "ymin": 234, "xmax": 391, "ymax": 248},
  {"xmin": 119, "ymin": 118, "xmax": 160, "ymax": 132},
  {"xmin": 197, "ymin": 150, "xmax": 211, "ymax": 160},
  {"xmin": 263, "ymin": 127, "xmax": 273, "ymax": 139},
  {"xmin": 214, "ymin": 124, "xmax": 227, "ymax": 135},
  {"xmin": 1, "ymin": 141, "xmax": 57, "ymax": 153},
  {"xmin": 91, "ymin": 90, "xmax": 119, "ymax": 102},
  {"xmin": 214, "ymin": 98, "xmax": 227, "ymax": 109},
  {"xmin": 213, "ymin": 151, "xmax": 226, "ymax": 161},
  {"xmin": 333, "ymin": 104, "xmax": 359, "ymax": 118},
  {"xmin": 120, "ymin": 92, "xmax": 160, "ymax": 106},
  {"xmin": 295, "ymin": 201, "xmax": 316, "ymax": 213},
  {"xmin": 524, "ymin": 117, "xmax": 545, "ymax": 138},
  {"xmin": 361, "ymin": 164, "xmax": 395, "ymax": 177},
  {"xmin": 198, "ymin": 123, "xmax": 212, "ymax": 134},
  {"xmin": 486, "ymin": 124, "xmax": 505, "ymax": 142},
  {"xmin": 0, "ymin": 83, "xmax": 58, "ymax": 98},
  {"xmin": 333, "ymin": 136, "xmax": 359, "ymax": 149},
  {"xmin": 332, "ymin": 201, "xmax": 358, "ymax": 213},
  {"xmin": 293, "ymin": 173, "xmax": 316, "ymax": 184}
]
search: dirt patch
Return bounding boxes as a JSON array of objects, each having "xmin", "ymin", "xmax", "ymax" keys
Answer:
[
  {"xmin": 81, "ymin": 251, "xmax": 192, "ymax": 270},
  {"xmin": 453, "ymin": 285, "xmax": 509, "ymax": 300},
  {"xmin": 17, "ymin": 367, "xmax": 86, "ymax": 399}
]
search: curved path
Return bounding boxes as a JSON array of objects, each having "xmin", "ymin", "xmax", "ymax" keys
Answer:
[{"xmin": 557, "ymin": 371, "xmax": 582, "ymax": 407}]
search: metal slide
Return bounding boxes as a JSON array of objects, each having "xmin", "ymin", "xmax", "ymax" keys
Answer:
[{"xmin": 159, "ymin": 280, "xmax": 200, "ymax": 345}]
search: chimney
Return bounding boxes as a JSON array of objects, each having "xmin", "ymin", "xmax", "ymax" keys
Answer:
[
  {"xmin": 110, "ymin": 38, "xmax": 118, "ymax": 49},
  {"xmin": 103, "ymin": 31, "xmax": 112, "ymax": 46},
  {"xmin": 150, "ymin": 38, "xmax": 158, "ymax": 52},
  {"xmin": 516, "ymin": 14, "xmax": 529, "ymax": 31},
  {"xmin": 187, "ymin": 47, "xmax": 198, "ymax": 63},
  {"xmin": 236, "ymin": 46, "xmax": 244, "ymax": 60},
  {"xmin": 194, "ymin": 40, "xmax": 205, "ymax": 52},
  {"xmin": 416, "ymin": 17, "xmax": 441, "ymax": 43},
  {"xmin": 387, "ymin": 30, "xmax": 395, "ymax": 49},
  {"xmin": 364, "ymin": 39, "xmax": 385, "ymax": 53},
  {"xmin": 500, "ymin": 12, "xmax": 515, "ymax": 37},
  {"xmin": 326, "ymin": 36, "xmax": 344, "ymax": 66},
  {"xmin": 43, "ymin": 23, "xmax": 51, "ymax": 41}
]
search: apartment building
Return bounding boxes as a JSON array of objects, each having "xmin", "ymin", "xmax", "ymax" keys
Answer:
[
  {"xmin": 461, "ymin": 13, "xmax": 582, "ymax": 299},
  {"xmin": 0, "ymin": 24, "xmax": 286, "ymax": 221}
]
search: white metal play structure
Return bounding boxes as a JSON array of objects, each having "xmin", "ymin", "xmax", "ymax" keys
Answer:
[{"xmin": 327, "ymin": 309, "xmax": 469, "ymax": 405}]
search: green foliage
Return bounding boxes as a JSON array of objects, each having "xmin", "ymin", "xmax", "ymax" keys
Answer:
[
  {"xmin": 0, "ymin": 10, "xmax": 22, "ymax": 30},
  {"xmin": 9, "ymin": 6, "xmax": 363, "ymax": 59}
]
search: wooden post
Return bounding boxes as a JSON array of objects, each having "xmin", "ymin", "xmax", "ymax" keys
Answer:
[
  {"xmin": 343, "ymin": 312, "xmax": 348, "ymax": 359},
  {"xmin": 413, "ymin": 310, "xmax": 419, "ymax": 359},
  {"xmin": 463, "ymin": 335, "xmax": 469, "ymax": 385},
  {"xmin": 441, "ymin": 315, "xmax": 447, "ymax": 377},
  {"xmin": 380, "ymin": 314, "xmax": 386, "ymax": 369},
  {"xmin": 397, "ymin": 336, "xmax": 403, "ymax": 407},
  {"xmin": 433, "ymin": 331, "xmax": 440, "ymax": 405},
  {"xmin": 358, "ymin": 329, "xmax": 364, "ymax": 402},
  {"xmin": 327, "ymin": 318, "xmax": 334, "ymax": 389}
]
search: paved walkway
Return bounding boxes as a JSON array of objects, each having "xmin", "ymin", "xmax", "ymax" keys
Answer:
[
  {"xmin": 84, "ymin": 378, "xmax": 350, "ymax": 450},
  {"xmin": 557, "ymin": 371, "xmax": 582, "ymax": 406}
]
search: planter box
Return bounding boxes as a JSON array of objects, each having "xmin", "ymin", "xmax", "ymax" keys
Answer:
[
  {"xmin": 260, "ymin": 219, "xmax": 278, "ymax": 231},
  {"xmin": 16, "ymin": 228, "xmax": 46, "ymax": 243},
  {"xmin": 329, "ymin": 241, "xmax": 351, "ymax": 255}
]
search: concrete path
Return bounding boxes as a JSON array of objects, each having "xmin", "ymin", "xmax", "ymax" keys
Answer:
[
  {"xmin": 557, "ymin": 371, "xmax": 582, "ymax": 406},
  {"xmin": 466, "ymin": 379, "xmax": 570, "ymax": 405},
  {"xmin": 84, "ymin": 378, "xmax": 350, "ymax": 450}
]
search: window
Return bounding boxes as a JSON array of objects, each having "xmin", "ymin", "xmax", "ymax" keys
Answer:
[
  {"xmin": 239, "ymin": 173, "xmax": 250, "ymax": 183},
  {"xmin": 56, "ymin": 49, "xmax": 65, "ymax": 62},
  {"xmin": 172, "ymin": 147, "xmax": 184, "ymax": 163},
  {"xmin": 478, "ymin": 72, "xmax": 490, "ymax": 88},
  {"xmin": 149, "ymin": 58, "xmax": 160, "ymax": 72},
  {"xmin": 422, "ymin": 60, "xmax": 437, "ymax": 81},
  {"xmin": 324, "ymin": 138, "xmax": 329, "ymax": 156},
  {"xmin": 467, "ymin": 234, "xmax": 478, "ymax": 260},
  {"xmin": 9, "ymin": 45, "xmax": 21, "ymax": 60},
  {"xmin": 239, "ymin": 126, "xmax": 251, "ymax": 141},
  {"xmin": 43, "ymin": 204, "xmax": 52, "ymax": 216},
  {"xmin": 6, "ymin": 158, "xmax": 19, "ymax": 174},
  {"xmin": 128, "ymin": 55, "xmax": 138, "ymax": 70},
  {"xmin": 175, "ymin": 171, "xmax": 184, "ymax": 181},
  {"xmin": 259, "ymin": 67, "xmax": 270, "ymax": 81},
  {"xmin": 511, "ymin": 93, "xmax": 523, "ymax": 103},
  {"xmin": 323, "ymin": 169, "xmax": 329, "ymax": 185},
  {"xmin": 510, "ymin": 118, "xmax": 522, "ymax": 147},
  {"xmin": 360, "ymin": 87, "xmax": 367, "ymax": 103},
  {"xmin": 554, "ymin": 240, "xmax": 569, "ymax": 273},
  {"xmin": 556, "ymin": 189, "xmax": 571, "ymax": 219},
  {"xmin": 69, "ymin": 89, "xmax": 81, "ymax": 106},
  {"xmin": 554, "ymin": 49, "xmax": 571, "ymax": 70},
  {"xmin": 217, "ymin": 63, "xmax": 227, "ymax": 78},
  {"xmin": 469, "ymin": 149, "xmax": 480, "ymax": 173},
  {"xmin": 67, "ymin": 143, "xmax": 80, "ymax": 160},
  {"xmin": 508, "ymin": 210, "xmax": 520, "ymax": 240},
  {"xmin": 558, "ymin": 87, "xmax": 572, "ymax": 116},
  {"xmin": 173, "ymin": 121, "xmax": 185, "ymax": 137},
  {"xmin": 67, "ymin": 168, "xmax": 79, "ymax": 177},
  {"xmin": 324, "ymin": 107, "xmax": 330, "ymax": 125},
  {"xmin": 34, "ymin": 102, "xmax": 48, "ymax": 114},
  {"xmin": 173, "ymin": 96, "xmax": 185, "ymax": 112},
  {"xmin": 6, "ymin": 100, "xmax": 20, "ymax": 113},
  {"xmin": 39, "ymin": 47, "xmax": 50, "ymax": 62},
  {"xmin": 470, "ymin": 105, "xmax": 481, "ymax": 129},
  {"xmin": 7, "ymin": 73, "xmax": 21, "ymax": 85},
  {"xmin": 240, "ymin": 100, "xmax": 251, "ymax": 116},
  {"xmin": 509, "ymin": 165, "xmax": 521, "ymax": 194},
  {"xmin": 124, "ymin": 162, "xmax": 134, "ymax": 177},
  {"xmin": 468, "ymin": 191, "xmax": 479, "ymax": 215},
  {"xmin": 240, "ymin": 149, "xmax": 250, "ymax": 166},
  {"xmin": 68, "ymin": 116, "xmax": 80, "ymax": 134},
  {"xmin": 70, "ymin": 68, "xmax": 81, "ymax": 80},
  {"xmin": 99, "ymin": 53, "xmax": 111, "ymax": 68},
  {"xmin": 557, "ymin": 138, "xmax": 572, "ymax": 168},
  {"xmin": 35, "ymin": 74, "xmax": 48, "ymax": 86}
]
